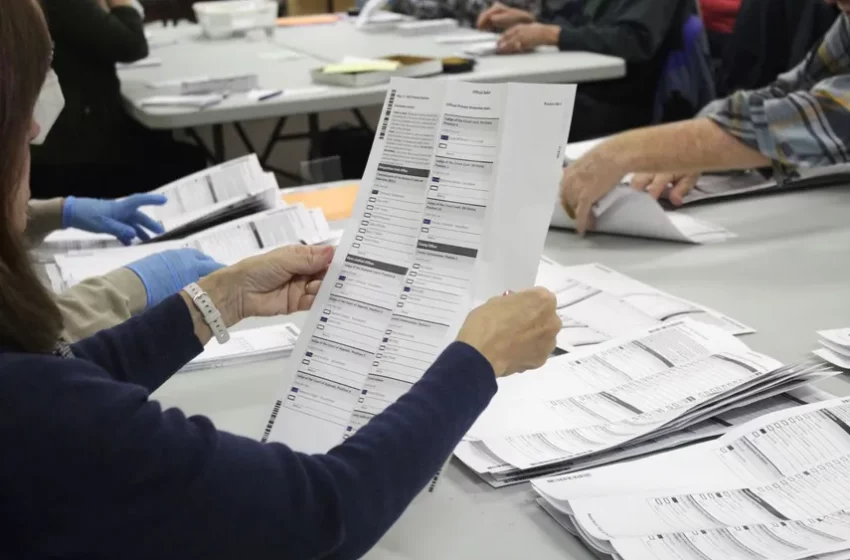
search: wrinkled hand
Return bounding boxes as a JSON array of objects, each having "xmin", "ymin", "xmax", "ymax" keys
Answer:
[
  {"xmin": 630, "ymin": 172, "xmax": 700, "ymax": 207},
  {"xmin": 477, "ymin": 2, "xmax": 534, "ymax": 31},
  {"xmin": 126, "ymin": 248, "xmax": 224, "ymax": 307},
  {"xmin": 497, "ymin": 23, "xmax": 559, "ymax": 53},
  {"xmin": 560, "ymin": 150, "xmax": 627, "ymax": 235},
  {"xmin": 62, "ymin": 194, "xmax": 167, "ymax": 245},
  {"xmin": 200, "ymin": 245, "xmax": 334, "ymax": 327},
  {"xmin": 457, "ymin": 288, "xmax": 560, "ymax": 377}
]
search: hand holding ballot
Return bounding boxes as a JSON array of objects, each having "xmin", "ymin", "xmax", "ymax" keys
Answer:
[
  {"xmin": 62, "ymin": 194, "xmax": 167, "ymax": 245},
  {"xmin": 194, "ymin": 245, "xmax": 334, "ymax": 330},
  {"xmin": 457, "ymin": 288, "xmax": 560, "ymax": 377},
  {"xmin": 560, "ymin": 147, "xmax": 626, "ymax": 234}
]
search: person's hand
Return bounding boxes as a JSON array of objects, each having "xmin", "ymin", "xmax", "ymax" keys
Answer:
[
  {"xmin": 456, "ymin": 288, "xmax": 560, "ymax": 377},
  {"xmin": 126, "ymin": 248, "xmax": 224, "ymax": 307},
  {"xmin": 62, "ymin": 194, "xmax": 167, "ymax": 245},
  {"xmin": 560, "ymin": 149, "xmax": 628, "ymax": 235},
  {"xmin": 477, "ymin": 2, "xmax": 535, "ymax": 31},
  {"xmin": 497, "ymin": 23, "xmax": 560, "ymax": 53},
  {"xmin": 199, "ymin": 245, "xmax": 334, "ymax": 327},
  {"xmin": 630, "ymin": 172, "xmax": 700, "ymax": 207}
]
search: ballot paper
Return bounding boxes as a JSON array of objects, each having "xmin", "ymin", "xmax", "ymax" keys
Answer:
[
  {"xmin": 563, "ymin": 138, "xmax": 850, "ymax": 207},
  {"xmin": 536, "ymin": 258, "xmax": 753, "ymax": 351},
  {"xmin": 435, "ymin": 33, "xmax": 499, "ymax": 44},
  {"xmin": 814, "ymin": 328, "xmax": 850, "ymax": 368},
  {"xmin": 262, "ymin": 77, "xmax": 577, "ymax": 453},
  {"xmin": 139, "ymin": 94, "xmax": 224, "ymax": 109},
  {"xmin": 534, "ymin": 395, "xmax": 850, "ymax": 560},
  {"xmin": 551, "ymin": 185, "xmax": 737, "ymax": 243},
  {"xmin": 463, "ymin": 41, "xmax": 499, "ymax": 56},
  {"xmin": 52, "ymin": 203, "xmax": 332, "ymax": 288},
  {"xmin": 396, "ymin": 18, "xmax": 458, "ymax": 35},
  {"xmin": 181, "ymin": 323, "xmax": 301, "ymax": 372},
  {"xmin": 39, "ymin": 155, "xmax": 277, "ymax": 256},
  {"xmin": 458, "ymin": 386, "xmax": 835, "ymax": 488},
  {"xmin": 455, "ymin": 319, "xmax": 837, "ymax": 483}
]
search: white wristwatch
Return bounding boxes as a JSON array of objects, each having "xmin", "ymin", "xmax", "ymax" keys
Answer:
[{"xmin": 183, "ymin": 282, "xmax": 230, "ymax": 344}]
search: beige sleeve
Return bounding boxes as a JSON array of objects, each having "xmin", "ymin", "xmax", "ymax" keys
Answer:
[
  {"xmin": 57, "ymin": 268, "xmax": 148, "ymax": 342},
  {"xmin": 26, "ymin": 198, "xmax": 65, "ymax": 247}
]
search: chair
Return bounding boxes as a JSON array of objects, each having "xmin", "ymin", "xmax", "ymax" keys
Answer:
[{"xmin": 652, "ymin": 14, "xmax": 717, "ymax": 124}]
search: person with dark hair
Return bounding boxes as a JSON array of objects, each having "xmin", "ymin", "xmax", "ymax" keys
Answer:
[
  {"xmin": 559, "ymin": 1, "xmax": 850, "ymax": 234},
  {"xmin": 0, "ymin": 2, "xmax": 561, "ymax": 557},
  {"xmin": 476, "ymin": 0, "xmax": 690, "ymax": 141},
  {"xmin": 29, "ymin": 0, "xmax": 207, "ymax": 200}
]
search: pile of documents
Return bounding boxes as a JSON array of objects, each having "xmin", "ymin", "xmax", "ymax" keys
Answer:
[
  {"xmin": 181, "ymin": 323, "xmax": 301, "ymax": 372},
  {"xmin": 36, "ymin": 154, "xmax": 278, "ymax": 259},
  {"xmin": 454, "ymin": 319, "xmax": 838, "ymax": 487},
  {"xmin": 536, "ymin": 258, "xmax": 752, "ymax": 351},
  {"xmin": 48, "ymin": 203, "xmax": 333, "ymax": 291},
  {"xmin": 533, "ymin": 395, "xmax": 850, "ymax": 560},
  {"xmin": 813, "ymin": 328, "xmax": 850, "ymax": 369}
]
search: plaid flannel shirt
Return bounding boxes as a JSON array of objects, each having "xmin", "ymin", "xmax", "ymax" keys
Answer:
[{"xmin": 701, "ymin": 13, "xmax": 850, "ymax": 174}]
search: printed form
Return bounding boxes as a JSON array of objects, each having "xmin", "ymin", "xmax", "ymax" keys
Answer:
[
  {"xmin": 40, "ymin": 155, "xmax": 276, "ymax": 254},
  {"xmin": 535, "ymin": 397, "xmax": 850, "ymax": 560},
  {"xmin": 263, "ymin": 77, "xmax": 575, "ymax": 453},
  {"xmin": 52, "ymin": 204, "xmax": 330, "ymax": 288},
  {"xmin": 535, "ymin": 258, "xmax": 753, "ymax": 350},
  {"xmin": 457, "ymin": 319, "xmax": 835, "ymax": 473}
]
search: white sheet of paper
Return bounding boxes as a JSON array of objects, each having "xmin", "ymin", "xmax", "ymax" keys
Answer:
[{"xmin": 262, "ymin": 77, "xmax": 576, "ymax": 454}]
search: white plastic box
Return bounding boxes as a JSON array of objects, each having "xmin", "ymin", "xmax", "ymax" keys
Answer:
[{"xmin": 193, "ymin": 1, "xmax": 278, "ymax": 39}]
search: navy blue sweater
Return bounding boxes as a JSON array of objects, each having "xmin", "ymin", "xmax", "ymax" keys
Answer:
[{"xmin": 0, "ymin": 295, "xmax": 496, "ymax": 559}]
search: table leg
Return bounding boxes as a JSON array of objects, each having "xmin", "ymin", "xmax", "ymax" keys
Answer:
[
  {"xmin": 212, "ymin": 124, "xmax": 225, "ymax": 162},
  {"xmin": 185, "ymin": 127, "xmax": 218, "ymax": 164}
]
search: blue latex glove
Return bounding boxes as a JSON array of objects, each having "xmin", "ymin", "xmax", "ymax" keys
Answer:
[
  {"xmin": 126, "ymin": 248, "xmax": 225, "ymax": 307},
  {"xmin": 62, "ymin": 194, "xmax": 168, "ymax": 246}
]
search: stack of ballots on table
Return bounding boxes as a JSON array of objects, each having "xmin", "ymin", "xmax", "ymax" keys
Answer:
[
  {"xmin": 533, "ymin": 395, "xmax": 850, "ymax": 560},
  {"xmin": 454, "ymin": 319, "xmax": 838, "ymax": 487}
]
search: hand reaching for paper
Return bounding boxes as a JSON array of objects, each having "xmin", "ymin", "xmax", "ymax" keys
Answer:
[
  {"xmin": 630, "ymin": 172, "xmax": 701, "ymax": 207},
  {"xmin": 62, "ymin": 194, "xmax": 167, "ymax": 245},
  {"xmin": 457, "ymin": 287, "xmax": 560, "ymax": 377},
  {"xmin": 560, "ymin": 149, "xmax": 627, "ymax": 235}
]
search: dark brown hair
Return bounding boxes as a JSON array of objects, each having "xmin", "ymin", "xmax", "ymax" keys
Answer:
[{"xmin": 0, "ymin": 0, "xmax": 63, "ymax": 352}]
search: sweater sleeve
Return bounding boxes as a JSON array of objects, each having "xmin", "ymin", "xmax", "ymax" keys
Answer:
[
  {"xmin": 58, "ymin": 268, "xmax": 148, "ymax": 342},
  {"xmin": 42, "ymin": 0, "xmax": 149, "ymax": 64},
  {"xmin": 556, "ymin": 0, "xmax": 680, "ymax": 62},
  {"xmin": 71, "ymin": 294, "xmax": 202, "ymax": 392},
  {"xmin": 2, "ymin": 341, "xmax": 496, "ymax": 559},
  {"xmin": 25, "ymin": 198, "xmax": 65, "ymax": 247}
]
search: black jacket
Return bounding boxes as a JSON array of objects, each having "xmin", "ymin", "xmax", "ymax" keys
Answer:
[
  {"xmin": 33, "ymin": 0, "xmax": 149, "ymax": 166},
  {"xmin": 547, "ymin": 0, "xmax": 690, "ymax": 116}
]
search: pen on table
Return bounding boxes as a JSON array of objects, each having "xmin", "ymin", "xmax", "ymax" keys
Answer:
[
  {"xmin": 299, "ymin": 239, "xmax": 308, "ymax": 245},
  {"xmin": 258, "ymin": 89, "xmax": 283, "ymax": 101}
]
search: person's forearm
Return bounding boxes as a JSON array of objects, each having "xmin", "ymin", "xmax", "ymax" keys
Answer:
[{"xmin": 601, "ymin": 118, "xmax": 772, "ymax": 174}]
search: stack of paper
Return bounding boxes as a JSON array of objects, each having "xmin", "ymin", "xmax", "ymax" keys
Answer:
[
  {"xmin": 814, "ymin": 328, "xmax": 850, "ymax": 368},
  {"xmin": 38, "ymin": 155, "xmax": 278, "ymax": 258},
  {"xmin": 182, "ymin": 323, "xmax": 301, "ymax": 372},
  {"xmin": 536, "ymin": 258, "xmax": 752, "ymax": 351},
  {"xmin": 52, "ymin": 203, "xmax": 334, "ymax": 290},
  {"xmin": 533, "ymin": 395, "xmax": 850, "ymax": 560},
  {"xmin": 551, "ymin": 185, "xmax": 737, "ymax": 243},
  {"xmin": 454, "ymin": 319, "xmax": 838, "ymax": 487}
]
